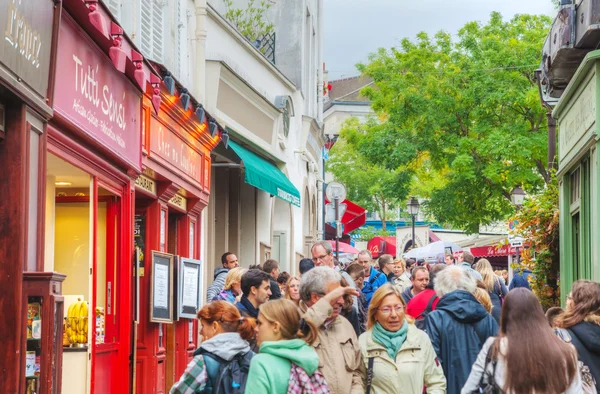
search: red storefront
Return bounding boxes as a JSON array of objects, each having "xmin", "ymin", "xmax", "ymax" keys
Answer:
[{"xmin": 133, "ymin": 64, "xmax": 217, "ymax": 393}]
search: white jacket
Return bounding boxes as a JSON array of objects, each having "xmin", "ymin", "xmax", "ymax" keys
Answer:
[{"xmin": 461, "ymin": 337, "xmax": 582, "ymax": 394}]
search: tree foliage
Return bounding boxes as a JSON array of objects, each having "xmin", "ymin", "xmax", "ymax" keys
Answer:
[
  {"xmin": 224, "ymin": 0, "xmax": 274, "ymax": 44},
  {"xmin": 327, "ymin": 118, "xmax": 412, "ymax": 231},
  {"xmin": 356, "ymin": 12, "xmax": 552, "ymax": 233},
  {"xmin": 510, "ymin": 175, "xmax": 560, "ymax": 310}
]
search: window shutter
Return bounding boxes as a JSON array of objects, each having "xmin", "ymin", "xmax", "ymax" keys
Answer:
[
  {"xmin": 151, "ymin": 0, "xmax": 164, "ymax": 63},
  {"xmin": 177, "ymin": 0, "xmax": 188, "ymax": 84},
  {"xmin": 140, "ymin": 0, "xmax": 164, "ymax": 62},
  {"xmin": 106, "ymin": 0, "xmax": 121, "ymax": 20}
]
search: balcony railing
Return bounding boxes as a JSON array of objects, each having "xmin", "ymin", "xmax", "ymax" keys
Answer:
[{"xmin": 253, "ymin": 32, "xmax": 276, "ymax": 64}]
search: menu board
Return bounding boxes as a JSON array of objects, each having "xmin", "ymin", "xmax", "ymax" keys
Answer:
[
  {"xmin": 150, "ymin": 251, "xmax": 174, "ymax": 323},
  {"xmin": 176, "ymin": 257, "xmax": 204, "ymax": 319}
]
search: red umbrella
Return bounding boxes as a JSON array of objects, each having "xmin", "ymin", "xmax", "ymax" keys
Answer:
[{"xmin": 327, "ymin": 240, "xmax": 360, "ymax": 254}]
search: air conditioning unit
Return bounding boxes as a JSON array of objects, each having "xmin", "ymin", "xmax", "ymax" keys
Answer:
[{"xmin": 542, "ymin": 4, "xmax": 588, "ymax": 98}]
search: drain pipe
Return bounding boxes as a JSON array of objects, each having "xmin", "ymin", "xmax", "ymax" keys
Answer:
[{"xmin": 194, "ymin": 0, "xmax": 207, "ymax": 102}]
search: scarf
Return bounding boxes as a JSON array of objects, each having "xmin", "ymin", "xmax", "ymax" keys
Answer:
[
  {"xmin": 373, "ymin": 321, "xmax": 408, "ymax": 360},
  {"xmin": 239, "ymin": 295, "xmax": 259, "ymax": 318}
]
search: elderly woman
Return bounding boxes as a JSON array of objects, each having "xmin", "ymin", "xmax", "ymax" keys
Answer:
[
  {"xmin": 212, "ymin": 267, "xmax": 247, "ymax": 303},
  {"xmin": 359, "ymin": 284, "xmax": 446, "ymax": 394},
  {"xmin": 392, "ymin": 259, "xmax": 411, "ymax": 293}
]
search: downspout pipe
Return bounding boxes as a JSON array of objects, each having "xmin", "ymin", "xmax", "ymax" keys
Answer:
[{"xmin": 194, "ymin": 0, "xmax": 207, "ymax": 102}]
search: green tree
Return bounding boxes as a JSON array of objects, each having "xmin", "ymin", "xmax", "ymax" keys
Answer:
[
  {"xmin": 356, "ymin": 12, "xmax": 552, "ymax": 233},
  {"xmin": 223, "ymin": 0, "xmax": 274, "ymax": 44},
  {"xmin": 327, "ymin": 118, "xmax": 412, "ymax": 232}
]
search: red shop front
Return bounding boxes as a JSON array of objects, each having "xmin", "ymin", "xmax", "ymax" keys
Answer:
[
  {"xmin": 133, "ymin": 69, "xmax": 217, "ymax": 393},
  {"xmin": 46, "ymin": 2, "xmax": 157, "ymax": 393}
]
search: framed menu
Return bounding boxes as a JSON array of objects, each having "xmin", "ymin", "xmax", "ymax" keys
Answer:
[
  {"xmin": 176, "ymin": 257, "xmax": 204, "ymax": 319},
  {"xmin": 150, "ymin": 251, "xmax": 174, "ymax": 323}
]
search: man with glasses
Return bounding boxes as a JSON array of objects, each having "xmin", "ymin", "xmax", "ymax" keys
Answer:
[{"xmin": 300, "ymin": 267, "xmax": 364, "ymax": 394}]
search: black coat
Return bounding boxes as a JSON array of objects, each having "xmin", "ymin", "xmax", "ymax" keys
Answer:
[
  {"xmin": 567, "ymin": 319, "xmax": 600, "ymax": 385},
  {"xmin": 269, "ymin": 278, "xmax": 282, "ymax": 300},
  {"xmin": 424, "ymin": 290, "xmax": 499, "ymax": 394}
]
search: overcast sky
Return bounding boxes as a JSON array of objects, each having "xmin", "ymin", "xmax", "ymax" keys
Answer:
[{"xmin": 324, "ymin": 0, "xmax": 556, "ymax": 80}]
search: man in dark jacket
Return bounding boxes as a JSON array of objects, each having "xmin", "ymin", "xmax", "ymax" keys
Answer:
[
  {"xmin": 509, "ymin": 267, "xmax": 533, "ymax": 290},
  {"xmin": 262, "ymin": 259, "xmax": 282, "ymax": 300},
  {"xmin": 206, "ymin": 252, "xmax": 239, "ymax": 301},
  {"xmin": 424, "ymin": 266, "xmax": 498, "ymax": 394}
]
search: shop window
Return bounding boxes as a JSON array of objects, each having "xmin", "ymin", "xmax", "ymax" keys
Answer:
[
  {"xmin": 568, "ymin": 160, "xmax": 592, "ymax": 283},
  {"xmin": 570, "ymin": 167, "xmax": 580, "ymax": 205}
]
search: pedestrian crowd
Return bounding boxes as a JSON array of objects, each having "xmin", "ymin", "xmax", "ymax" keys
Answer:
[{"xmin": 170, "ymin": 242, "xmax": 600, "ymax": 394}]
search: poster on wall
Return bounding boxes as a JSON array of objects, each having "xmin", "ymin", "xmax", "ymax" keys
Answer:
[
  {"xmin": 176, "ymin": 257, "xmax": 204, "ymax": 320},
  {"xmin": 134, "ymin": 214, "xmax": 146, "ymax": 276},
  {"xmin": 150, "ymin": 251, "xmax": 174, "ymax": 323}
]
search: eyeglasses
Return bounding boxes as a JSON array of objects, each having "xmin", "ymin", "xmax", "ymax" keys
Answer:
[
  {"xmin": 312, "ymin": 254, "xmax": 329, "ymax": 262},
  {"xmin": 378, "ymin": 305, "xmax": 404, "ymax": 315}
]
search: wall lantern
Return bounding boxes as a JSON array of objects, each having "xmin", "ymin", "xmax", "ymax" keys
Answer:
[
  {"xmin": 179, "ymin": 88, "xmax": 191, "ymax": 111},
  {"xmin": 108, "ymin": 22, "xmax": 127, "ymax": 73},
  {"xmin": 131, "ymin": 50, "xmax": 146, "ymax": 90},
  {"xmin": 510, "ymin": 186, "xmax": 526, "ymax": 208},
  {"xmin": 85, "ymin": 0, "xmax": 108, "ymax": 38},
  {"xmin": 208, "ymin": 118, "xmax": 218, "ymax": 137},
  {"xmin": 163, "ymin": 72, "xmax": 176, "ymax": 96},
  {"xmin": 150, "ymin": 74, "xmax": 162, "ymax": 114},
  {"xmin": 195, "ymin": 105, "xmax": 206, "ymax": 124}
]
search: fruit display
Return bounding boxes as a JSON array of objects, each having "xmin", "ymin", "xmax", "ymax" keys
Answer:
[{"xmin": 65, "ymin": 299, "xmax": 88, "ymax": 346}]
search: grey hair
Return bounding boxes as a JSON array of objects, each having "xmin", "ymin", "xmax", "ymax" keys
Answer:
[
  {"xmin": 434, "ymin": 266, "xmax": 477, "ymax": 297},
  {"xmin": 311, "ymin": 240, "xmax": 332, "ymax": 255},
  {"xmin": 358, "ymin": 250, "xmax": 372, "ymax": 259},
  {"xmin": 299, "ymin": 266, "xmax": 342, "ymax": 302}
]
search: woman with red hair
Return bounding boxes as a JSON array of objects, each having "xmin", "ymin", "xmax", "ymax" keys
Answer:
[{"xmin": 170, "ymin": 301, "xmax": 256, "ymax": 394}]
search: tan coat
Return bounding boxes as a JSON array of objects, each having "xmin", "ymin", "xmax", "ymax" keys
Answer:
[
  {"xmin": 300, "ymin": 299, "xmax": 364, "ymax": 394},
  {"xmin": 392, "ymin": 273, "xmax": 412, "ymax": 293},
  {"xmin": 359, "ymin": 324, "xmax": 446, "ymax": 394}
]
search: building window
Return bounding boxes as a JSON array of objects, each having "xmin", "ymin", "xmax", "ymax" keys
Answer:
[
  {"xmin": 570, "ymin": 167, "xmax": 580, "ymax": 204},
  {"xmin": 140, "ymin": 0, "xmax": 165, "ymax": 63}
]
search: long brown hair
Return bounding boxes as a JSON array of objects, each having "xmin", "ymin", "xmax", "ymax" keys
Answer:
[
  {"xmin": 197, "ymin": 301, "xmax": 256, "ymax": 341},
  {"xmin": 557, "ymin": 280, "xmax": 600, "ymax": 329},
  {"xmin": 259, "ymin": 299, "xmax": 319, "ymax": 345},
  {"xmin": 499, "ymin": 288, "xmax": 578, "ymax": 394}
]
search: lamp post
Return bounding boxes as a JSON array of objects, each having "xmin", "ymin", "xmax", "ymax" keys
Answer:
[
  {"xmin": 510, "ymin": 187, "xmax": 526, "ymax": 263},
  {"xmin": 407, "ymin": 196, "xmax": 420, "ymax": 250}
]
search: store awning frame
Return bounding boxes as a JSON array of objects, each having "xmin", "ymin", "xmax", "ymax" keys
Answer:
[{"xmin": 228, "ymin": 140, "xmax": 301, "ymax": 207}]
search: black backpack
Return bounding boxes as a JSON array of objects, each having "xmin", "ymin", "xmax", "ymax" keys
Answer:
[
  {"xmin": 193, "ymin": 347, "xmax": 254, "ymax": 394},
  {"xmin": 415, "ymin": 295, "xmax": 437, "ymax": 330}
]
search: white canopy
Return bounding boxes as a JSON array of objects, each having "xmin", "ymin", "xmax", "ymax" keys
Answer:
[{"xmin": 403, "ymin": 240, "xmax": 462, "ymax": 261}]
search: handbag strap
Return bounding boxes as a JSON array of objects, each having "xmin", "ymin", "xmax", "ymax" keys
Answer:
[{"xmin": 366, "ymin": 357, "xmax": 374, "ymax": 394}]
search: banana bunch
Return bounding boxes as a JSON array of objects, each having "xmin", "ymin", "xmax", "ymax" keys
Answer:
[{"xmin": 66, "ymin": 299, "xmax": 88, "ymax": 345}]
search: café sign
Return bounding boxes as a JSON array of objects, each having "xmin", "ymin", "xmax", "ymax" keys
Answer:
[
  {"xmin": 53, "ymin": 16, "xmax": 141, "ymax": 171},
  {"xmin": 0, "ymin": 0, "xmax": 53, "ymax": 98}
]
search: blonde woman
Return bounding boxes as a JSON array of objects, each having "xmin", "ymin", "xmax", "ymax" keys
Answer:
[
  {"xmin": 284, "ymin": 275, "xmax": 301, "ymax": 306},
  {"xmin": 475, "ymin": 259, "xmax": 508, "ymax": 323},
  {"xmin": 246, "ymin": 299, "xmax": 328, "ymax": 393},
  {"xmin": 474, "ymin": 281, "xmax": 493, "ymax": 314},
  {"xmin": 359, "ymin": 284, "xmax": 446, "ymax": 394},
  {"xmin": 392, "ymin": 259, "xmax": 411, "ymax": 293},
  {"xmin": 212, "ymin": 267, "xmax": 247, "ymax": 303}
]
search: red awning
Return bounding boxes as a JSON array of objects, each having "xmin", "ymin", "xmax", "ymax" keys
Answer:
[
  {"xmin": 470, "ymin": 245, "xmax": 517, "ymax": 258},
  {"xmin": 327, "ymin": 240, "xmax": 360, "ymax": 254},
  {"xmin": 324, "ymin": 198, "xmax": 367, "ymax": 235},
  {"xmin": 367, "ymin": 236, "xmax": 396, "ymax": 258}
]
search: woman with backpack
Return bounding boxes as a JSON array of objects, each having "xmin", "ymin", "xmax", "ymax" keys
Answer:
[
  {"xmin": 212, "ymin": 267, "xmax": 247, "ymax": 303},
  {"xmin": 170, "ymin": 301, "xmax": 255, "ymax": 394},
  {"xmin": 475, "ymin": 259, "xmax": 508, "ymax": 324},
  {"xmin": 462, "ymin": 288, "xmax": 582, "ymax": 394},
  {"xmin": 555, "ymin": 280, "xmax": 600, "ymax": 392},
  {"xmin": 359, "ymin": 284, "xmax": 446, "ymax": 394},
  {"xmin": 245, "ymin": 298, "xmax": 329, "ymax": 393}
]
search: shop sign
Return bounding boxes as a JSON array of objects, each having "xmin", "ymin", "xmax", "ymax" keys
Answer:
[
  {"xmin": 53, "ymin": 16, "xmax": 142, "ymax": 171},
  {"xmin": 150, "ymin": 116, "xmax": 202, "ymax": 185},
  {"xmin": 168, "ymin": 194, "xmax": 187, "ymax": 211},
  {"xmin": 470, "ymin": 245, "xmax": 517, "ymax": 258},
  {"xmin": 0, "ymin": 0, "xmax": 53, "ymax": 98},
  {"xmin": 558, "ymin": 69, "xmax": 597, "ymax": 165},
  {"xmin": 135, "ymin": 174, "xmax": 156, "ymax": 196}
]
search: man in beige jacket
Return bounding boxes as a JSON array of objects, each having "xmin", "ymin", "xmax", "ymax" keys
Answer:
[{"xmin": 299, "ymin": 266, "xmax": 364, "ymax": 394}]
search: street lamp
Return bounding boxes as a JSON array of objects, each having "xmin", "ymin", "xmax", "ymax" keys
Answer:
[
  {"xmin": 510, "ymin": 186, "xmax": 526, "ymax": 264},
  {"xmin": 407, "ymin": 196, "xmax": 420, "ymax": 250}
]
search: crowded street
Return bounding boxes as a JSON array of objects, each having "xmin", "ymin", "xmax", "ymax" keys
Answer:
[{"xmin": 1, "ymin": 0, "xmax": 599, "ymax": 393}]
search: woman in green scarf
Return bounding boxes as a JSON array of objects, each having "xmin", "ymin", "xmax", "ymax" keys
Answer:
[{"xmin": 359, "ymin": 284, "xmax": 447, "ymax": 394}]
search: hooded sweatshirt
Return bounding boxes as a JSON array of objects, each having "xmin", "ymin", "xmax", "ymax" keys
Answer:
[
  {"xmin": 567, "ymin": 315, "xmax": 600, "ymax": 384},
  {"xmin": 206, "ymin": 267, "xmax": 229, "ymax": 301},
  {"xmin": 245, "ymin": 339, "xmax": 320, "ymax": 394},
  {"xmin": 424, "ymin": 290, "xmax": 498, "ymax": 394}
]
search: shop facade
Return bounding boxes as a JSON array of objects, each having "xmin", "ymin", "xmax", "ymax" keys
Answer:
[
  {"xmin": 553, "ymin": 50, "xmax": 600, "ymax": 303},
  {"xmin": 0, "ymin": 0, "xmax": 59, "ymax": 393}
]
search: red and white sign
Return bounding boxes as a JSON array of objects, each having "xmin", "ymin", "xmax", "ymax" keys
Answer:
[
  {"xmin": 53, "ymin": 15, "xmax": 141, "ymax": 170},
  {"xmin": 149, "ymin": 116, "xmax": 203, "ymax": 185},
  {"xmin": 470, "ymin": 245, "xmax": 517, "ymax": 258}
]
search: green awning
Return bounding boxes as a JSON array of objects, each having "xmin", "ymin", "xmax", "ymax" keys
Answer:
[{"xmin": 229, "ymin": 140, "xmax": 301, "ymax": 207}]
